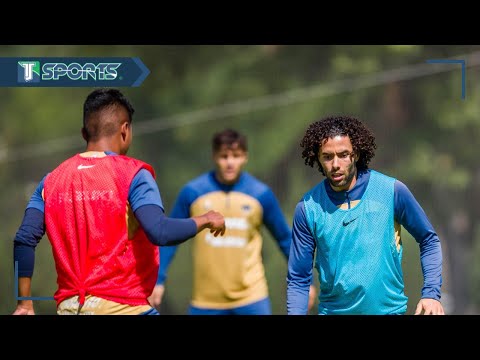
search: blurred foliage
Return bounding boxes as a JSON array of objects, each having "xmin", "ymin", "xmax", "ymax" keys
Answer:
[{"xmin": 1, "ymin": 45, "xmax": 479, "ymax": 315}]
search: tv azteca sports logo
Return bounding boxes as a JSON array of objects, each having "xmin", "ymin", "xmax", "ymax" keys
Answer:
[
  {"xmin": 18, "ymin": 61, "xmax": 40, "ymax": 83},
  {"xmin": 1, "ymin": 57, "xmax": 149, "ymax": 87},
  {"xmin": 17, "ymin": 61, "xmax": 120, "ymax": 84}
]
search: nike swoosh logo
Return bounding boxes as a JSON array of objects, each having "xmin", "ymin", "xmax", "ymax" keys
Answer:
[
  {"xmin": 342, "ymin": 217, "xmax": 358, "ymax": 226},
  {"xmin": 77, "ymin": 164, "xmax": 95, "ymax": 170}
]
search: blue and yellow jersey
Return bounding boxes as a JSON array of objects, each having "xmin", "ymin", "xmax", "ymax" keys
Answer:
[{"xmin": 160, "ymin": 171, "xmax": 291, "ymax": 309}]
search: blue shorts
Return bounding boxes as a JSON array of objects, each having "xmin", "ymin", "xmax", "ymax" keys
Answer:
[
  {"xmin": 140, "ymin": 307, "xmax": 160, "ymax": 315},
  {"xmin": 188, "ymin": 297, "xmax": 271, "ymax": 315}
]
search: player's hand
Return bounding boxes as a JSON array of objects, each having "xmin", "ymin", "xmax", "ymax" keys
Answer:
[
  {"xmin": 307, "ymin": 284, "xmax": 317, "ymax": 312},
  {"xmin": 193, "ymin": 210, "xmax": 226, "ymax": 237},
  {"xmin": 414, "ymin": 298, "xmax": 445, "ymax": 315},
  {"xmin": 204, "ymin": 210, "xmax": 226, "ymax": 237},
  {"xmin": 12, "ymin": 301, "xmax": 35, "ymax": 315},
  {"xmin": 148, "ymin": 284, "xmax": 165, "ymax": 311}
]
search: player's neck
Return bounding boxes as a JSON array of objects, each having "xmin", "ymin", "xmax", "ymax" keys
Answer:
[
  {"xmin": 214, "ymin": 171, "xmax": 241, "ymax": 186},
  {"xmin": 86, "ymin": 138, "xmax": 121, "ymax": 155}
]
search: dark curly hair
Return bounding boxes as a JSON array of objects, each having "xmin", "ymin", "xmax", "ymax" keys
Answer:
[{"xmin": 300, "ymin": 115, "xmax": 376, "ymax": 175}]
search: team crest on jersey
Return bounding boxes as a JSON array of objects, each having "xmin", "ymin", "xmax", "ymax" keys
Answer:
[{"xmin": 241, "ymin": 204, "xmax": 251, "ymax": 213}]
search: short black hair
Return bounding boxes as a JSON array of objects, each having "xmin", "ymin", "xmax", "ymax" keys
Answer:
[
  {"xmin": 212, "ymin": 128, "xmax": 248, "ymax": 153},
  {"xmin": 82, "ymin": 88, "xmax": 135, "ymax": 142},
  {"xmin": 300, "ymin": 115, "xmax": 376, "ymax": 175}
]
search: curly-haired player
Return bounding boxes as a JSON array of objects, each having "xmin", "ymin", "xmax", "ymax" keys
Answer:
[{"xmin": 287, "ymin": 115, "xmax": 445, "ymax": 315}]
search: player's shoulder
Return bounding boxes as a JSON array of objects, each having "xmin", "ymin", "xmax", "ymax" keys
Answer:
[
  {"xmin": 239, "ymin": 172, "xmax": 271, "ymax": 194},
  {"xmin": 293, "ymin": 200, "xmax": 307, "ymax": 221},
  {"xmin": 302, "ymin": 180, "xmax": 325, "ymax": 199},
  {"xmin": 370, "ymin": 169, "xmax": 396, "ymax": 182},
  {"xmin": 117, "ymin": 154, "xmax": 151, "ymax": 167},
  {"xmin": 177, "ymin": 171, "xmax": 217, "ymax": 201},
  {"xmin": 393, "ymin": 178, "xmax": 412, "ymax": 196},
  {"xmin": 185, "ymin": 171, "xmax": 212, "ymax": 189},
  {"xmin": 241, "ymin": 172, "xmax": 269, "ymax": 188}
]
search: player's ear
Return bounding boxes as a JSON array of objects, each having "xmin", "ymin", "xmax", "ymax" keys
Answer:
[
  {"xmin": 353, "ymin": 151, "xmax": 359, "ymax": 163},
  {"xmin": 120, "ymin": 121, "xmax": 130, "ymax": 141}
]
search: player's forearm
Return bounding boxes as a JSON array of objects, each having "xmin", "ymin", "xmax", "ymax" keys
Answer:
[
  {"xmin": 287, "ymin": 250, "xmax": 314, "ymax": 314},
  {"xmin": 394, "ymin": 181, "xmax": 443, "ymax": 299},
  {"xmin": 13, "ymin": 203, "xmax": 43, "ymax": 313},
  {"xmin": 287, "ymin": 278, "xmax": 311, "ymax": 315},
  {"xmin": 18, "ymin": 277, "xmax": 32, "ymax": 297},
  {"xmin": 269, "ymin": 223, "xmax": 291, "ymax": 259},
  {"xmin": 14, "ymin": 243, "xmax": 35, "ymax": 277},
  {"xmin": 14, "ymin": 207, "xmax": 45, "ymax": 247},
  {"xmin": 13, "ymin": 207, "xmax": 43, "ymax": 277},
  {"xmin": 419, "ymin": 233, "xmax": 443, "ymax": 300},
  {"xmin": 287, "ymin": 255, "xmax": 312, "ymax": 314},
  {"xmin": 135, "ymin": 205, "xmax": 197, "ymax": 246},
  {"xmin": 277, "ymin": 236, "xmax": 291, "ymax": 259},
  {"xmin": 157, "ymin": 245, "xmax": 178, "ymax": 284},
  {"xmin": 260, "ymin": 189, "xmax": 292, "ymax": 259},
  {"xmin": 287, "ymin": 202, "xmax": 316, "ymax": 314},
  {"xmin": 17, "ymin": 277, "xmax": 33, "ymax": 311}
]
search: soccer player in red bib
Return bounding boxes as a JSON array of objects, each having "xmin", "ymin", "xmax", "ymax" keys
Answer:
[{"xmin": 13, "ymin": 88, "xmax": 225, "ymax": 315}]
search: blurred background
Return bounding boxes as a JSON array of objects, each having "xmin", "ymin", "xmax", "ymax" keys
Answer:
[{"xmin": 1, "ymin": 45, "xmax": 479, "ymax": 315}]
